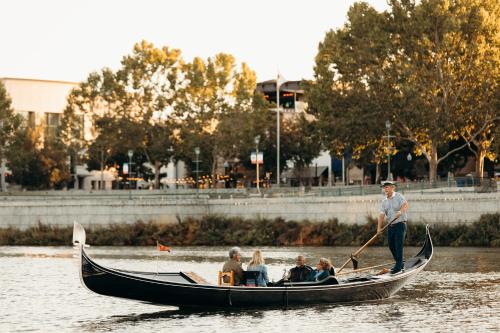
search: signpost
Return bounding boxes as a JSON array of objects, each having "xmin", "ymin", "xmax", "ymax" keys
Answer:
[{"xmin": 252, "ymin": 135, "xmax": 263, "ymax": 193}]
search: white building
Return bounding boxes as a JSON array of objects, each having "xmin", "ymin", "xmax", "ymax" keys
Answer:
[
  {"xmin": 1, "ymin": 77, "xmax": 78, "ymax": 136},
  {"xmin": 1, "ymin": 77, "xmax": 188, "ymax": 190},
  {"xmin": 0, "ymin": 77, "xmax": 99, "ymax": 189}
]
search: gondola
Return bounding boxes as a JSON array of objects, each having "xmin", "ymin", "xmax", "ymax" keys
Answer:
[{"xmin": 73, "ymin": 222, "xmax": 433, "ymax": 308}]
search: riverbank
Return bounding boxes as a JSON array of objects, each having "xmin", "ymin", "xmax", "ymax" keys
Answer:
[
  {"xmin": 0, "ymin": 190, "xmax": 499, "ymax": 228},
  {"xmin": 1, "ymin": 213, "xmax": 498, "ymax": 247}
]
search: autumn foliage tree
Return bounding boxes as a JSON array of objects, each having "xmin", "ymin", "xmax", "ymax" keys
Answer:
[
  {"xmin": 173, "ymin": 54, "xmax": 268, "ymax": 186},
  {"xmin": 0, "ymin": 81, "xmax": 22, "ymax": 191},
  {"xmin": 307, "ymin": 0, "xmax": 499, "ymax": 182},
  {"xmin": 62, "ymin": 42, "xmax": 272, "ymax": 188}
]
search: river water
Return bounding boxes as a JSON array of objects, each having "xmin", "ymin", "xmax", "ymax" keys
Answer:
[{"xmin": 1, "ymin": 244, "xmax": 499, "ymax": 333}]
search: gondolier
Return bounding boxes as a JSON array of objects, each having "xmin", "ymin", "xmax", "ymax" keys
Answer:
[{"xmin": 377, "ymin": 180, "xmax": 409, "ymax": 274}]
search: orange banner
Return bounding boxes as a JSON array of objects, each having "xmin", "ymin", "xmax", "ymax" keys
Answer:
[{"xmin": 157, "ymin": 241, "xmax": 171, "ymax": 252}]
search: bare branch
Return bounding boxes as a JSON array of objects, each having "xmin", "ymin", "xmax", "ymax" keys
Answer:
[
  {"xmin": 397, "ymin": 123, "xmax": 430, "ymax": 161},
  {"xmin": 438, "ymin": 116, "xmax": 499, "ymax": 163}
]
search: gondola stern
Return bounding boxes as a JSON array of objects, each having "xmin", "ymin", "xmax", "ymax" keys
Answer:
[{"xmin": 420, "ymin": 224, "xmax": 434, "ymax": 260}]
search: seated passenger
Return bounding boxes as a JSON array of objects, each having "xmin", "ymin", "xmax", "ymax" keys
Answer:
[
  {"xmin": 222, "ymin": 247, "xmax": 244, "ymax": 285},
  {"xmin": 246, "ymin": 250, "xmax": 269, "ymax": 287},
  {"xmin": 289, "ymin": 255, "xmax": 313, "ymax": 282},
  {"xmin": 308, "ymin": 258, "xmax": 334, "ymax": 281}
]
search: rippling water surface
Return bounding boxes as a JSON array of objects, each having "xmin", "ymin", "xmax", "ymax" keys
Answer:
[{"xmin": 1, "ymin": 244, "xmax": 499, "ymax": 332}]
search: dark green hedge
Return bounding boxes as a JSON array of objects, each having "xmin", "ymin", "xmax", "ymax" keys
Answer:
[{"xmin": 0, "ymin": 213, "xmax": 498, "ymax": 247}]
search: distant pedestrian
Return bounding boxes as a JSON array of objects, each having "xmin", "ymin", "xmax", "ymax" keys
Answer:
[{"xmin": 377, "ymin": 180, "xmax": 409, "ymax": 274}]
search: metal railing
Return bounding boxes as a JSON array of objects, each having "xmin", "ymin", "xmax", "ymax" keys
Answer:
[{"xmin": 0, "ymin": 177, "xmax": 496, "ymax": 201}]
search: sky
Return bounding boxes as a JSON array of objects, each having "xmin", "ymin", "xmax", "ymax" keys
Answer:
[{"xmin": 0, "ymin": 0, "xmax": 389, "ymax": 83}]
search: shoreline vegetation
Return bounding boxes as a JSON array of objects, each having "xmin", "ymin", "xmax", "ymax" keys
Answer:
[{"xmin": 0, "ymin": 214, "xmax": 498, "ymax": 247}]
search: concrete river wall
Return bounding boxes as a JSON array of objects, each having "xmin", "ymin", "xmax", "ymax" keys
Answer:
[{"xmin": 0, "ymin": 190, "xmax": 498, "ymax": 229}]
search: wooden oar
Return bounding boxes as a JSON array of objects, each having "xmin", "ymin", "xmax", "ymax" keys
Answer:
[
  {"xmin": 336, "ymin": 261, "xmax": 394, "ymax": 276},
  {"xmin": 337, "ymin": 216, "xmax": 399, "ymax": 274}
]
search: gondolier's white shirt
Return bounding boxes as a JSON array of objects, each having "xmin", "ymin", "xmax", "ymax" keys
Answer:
[{"xmin": 380, "ymin": 192, "xmax": 408, "ymax": 224}]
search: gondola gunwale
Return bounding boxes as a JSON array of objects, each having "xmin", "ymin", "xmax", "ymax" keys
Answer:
[{"xmin": 81, "ymin": 245, "xmax": 425, "ymax": 292}]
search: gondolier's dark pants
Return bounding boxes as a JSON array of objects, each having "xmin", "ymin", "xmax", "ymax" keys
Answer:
[{"xmin": 388, "ymin": 222, "xmax": 406, "ymax": 271}]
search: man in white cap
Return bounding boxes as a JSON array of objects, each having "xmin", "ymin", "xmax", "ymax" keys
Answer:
[{"xmin": 377, "ymin": 180, "xmax": 408, "ymax": 274}]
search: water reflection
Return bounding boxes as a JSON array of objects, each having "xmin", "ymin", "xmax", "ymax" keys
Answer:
[{"xmin": 80, "ymin": 307, "xmax": 277, "ymax": 332}]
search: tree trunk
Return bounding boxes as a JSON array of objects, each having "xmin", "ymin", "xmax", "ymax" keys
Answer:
[
  {"xmin": 0, "ymin": 158, "xmax": 5, "ymax": 192},
  {"xmin": 375, "ymin": 162, "xmax": 380, "ymax": 185},
  {"xmin": 71, "ymin": 153, "xmax": 78, "ymax": 190},
  {"xmin": 154, "ymin": 161, "xmax": 161, "ymax": 189},
  {"xmin": 211, "ymin": 152, "xmax": 218, "ymax": 189},
  {"xmin": 100, "ymin": 149, "xmax": 104, "ymax": 190},
  {"xmin": 475, "ymin": 147, "xmax": 486, "ymax": 180},
  {"xmin": 428, "ymin": 144, "xmax": 438, "ymax": 183}
]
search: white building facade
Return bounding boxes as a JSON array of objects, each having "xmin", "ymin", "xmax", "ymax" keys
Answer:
[
  {"xmin": 1, "ymin": 77, "xmax": 77, "ymax": 133},
  {"xmin": 1, "ymin": 77, "xmax": 187, "ymax": 190},
  {"xmin": 0, "ymin": 78, "xmax": 106, "ymax": 189}
]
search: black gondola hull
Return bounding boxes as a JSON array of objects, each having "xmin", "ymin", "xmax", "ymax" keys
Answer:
[{"xmin": 76, "ymin": 225, "xmax": 433, "ymax": 308}]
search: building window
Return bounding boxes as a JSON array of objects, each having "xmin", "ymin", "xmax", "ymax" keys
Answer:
[
  {"xmin": 28, "ymin": 112, "xmax": 35, "ymax": 127},
  {"xmin": 45, "ymin": 112, "xmax": 60, "ymax": 139},
  {"xmin": 17, "ymin": 111, "xmax": 36, "ymax": 127}
]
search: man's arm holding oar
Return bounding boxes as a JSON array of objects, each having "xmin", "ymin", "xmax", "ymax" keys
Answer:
[{"xmin": 337, "ymin": 215, "xmax": 400, "ymax": 274}]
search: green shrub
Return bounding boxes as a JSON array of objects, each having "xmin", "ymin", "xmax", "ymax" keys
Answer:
[{"xmin": 0, "ymin": 214, "xmax": 498, "ymax": 247}]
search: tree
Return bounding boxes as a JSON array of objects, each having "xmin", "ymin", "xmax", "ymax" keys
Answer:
[
  {"xmin": 457, "ymin": 1, "xmax": 500, "ymax": 178},
  {"xmin": 175, "ymin": 54, "xmax": 267, "ymax": 187},
  {"xmin": 7, "ymin": 125, "xmax": 70, "ymax": 189},
  {"xmin": 0, "ymin": 81, "xmax": 22, "ymax": 191},
  {"xmin": 117, "ymin": 41, "xmax": 183, "ymax": 188},
  {"xmin": 61, "ymin": 68, "xmax": 124, "ymax": 189},
  {"xmin": 60, "ymin": 89, "xmax": 87, "ymax": 188},
  {"xmin": 305, "ymin": 2, "xmax": 394, "ymax": 182},
  {"xmin": 307, "ymin": 0, "xmax": 500, "ymax": 182},
  {"xmin": 389, "ymin": 0, "xmax": 500, "ymax": 181},
  {"xmin": 281, "ymin": 114, "xmax": 323, "ymax": 185},
  {"xmin": 63, "ymin": 42, "xmax": 269, "ymax": 189}
]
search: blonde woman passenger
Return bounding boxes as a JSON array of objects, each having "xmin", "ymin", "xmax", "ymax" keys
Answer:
[
  {"xmin": 246, "ymin": 250, "xmax": 269, "ymax": 287},
  {"xmin": 309, "ymin": 258, "xmax": 335, "ymax": 281}
]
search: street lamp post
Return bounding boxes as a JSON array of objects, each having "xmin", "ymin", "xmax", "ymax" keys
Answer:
[
  {"xmin": 127, "ymin": 150, "xmax": 133, "ymax": 200},
  {"xmin": 407, "ymin": 152, "xmax": 413, "ymax": 182},
  {"xmin": 385, "ymin": 120, "xmax": 393, "ymax": 181},
  {"xmin": 255, "ymin": 135, "xmax": 261, "ymax": 194},
  {"xmin": 168, "ymin": 146, "xmax": 176, "ymax": 189},
  {"xmin": 127, "ymin": 149, "xmax": 133, "ymax": 189},
  {"xmin": 276, "ymin": 77, "xmax": 281, "ymax": 188},
  {"xmin": 194, "ymin": 147, "xmax": 200, "ymax": 191},
  {"xmin": 0, "ymin": 120, "xmax": 4, "ymax": 192}
]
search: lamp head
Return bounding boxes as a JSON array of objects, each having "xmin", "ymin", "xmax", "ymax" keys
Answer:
[{"xmin": 254, "ymin": 135, "xmax": 261, "ymax": 145}]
